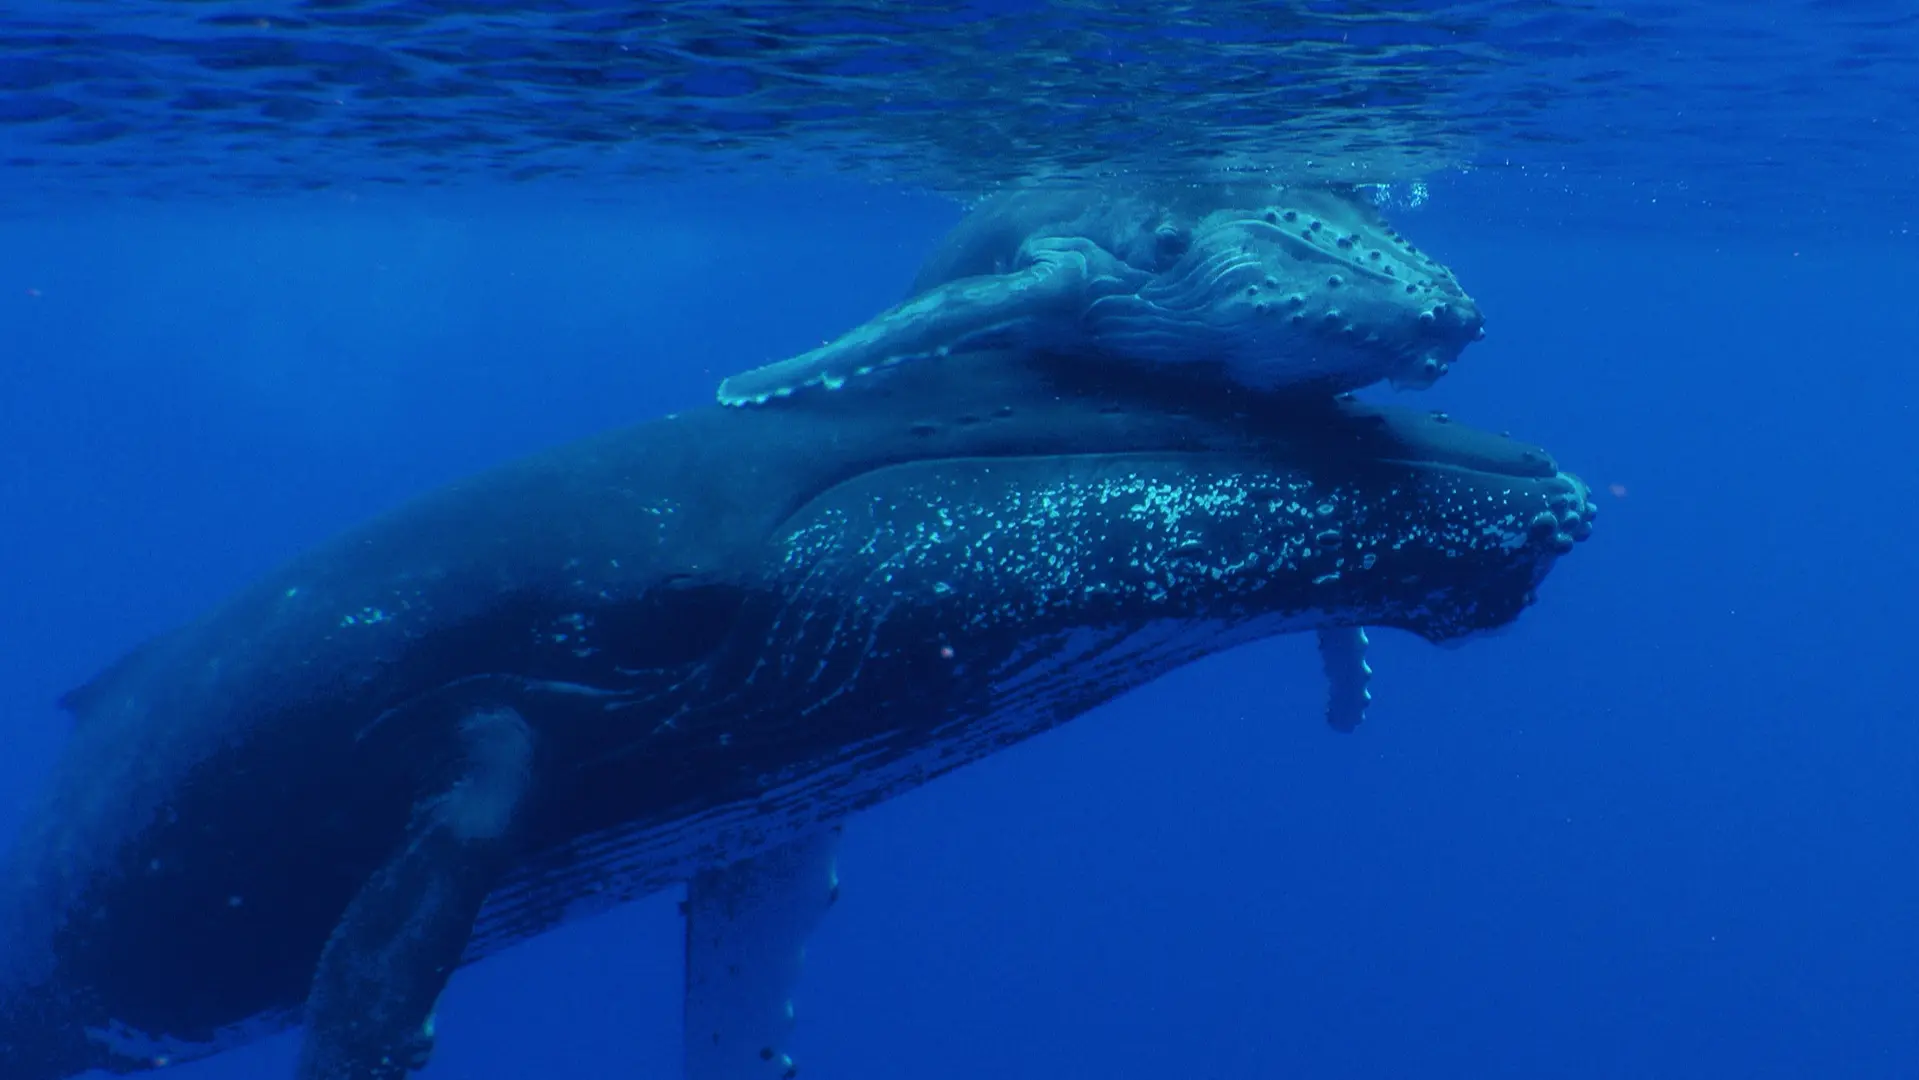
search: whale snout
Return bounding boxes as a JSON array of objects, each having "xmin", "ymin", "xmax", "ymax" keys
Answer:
[
  {"xmin": 1094, "ymin": 197, "xmax": 1492, "ymax": 396},
  {"xmin": 1537, "ymin": 470, "xmax": 1598, "ymax": 557},
  {"xmin": 1393, "ymin": 292, "xmax": 1486, "ymax": 389}
]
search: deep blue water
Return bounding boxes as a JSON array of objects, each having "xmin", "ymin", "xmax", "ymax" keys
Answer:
[{"xmin": 4, "ymin": 2, "xmax": 1918, "ymax": 1078}]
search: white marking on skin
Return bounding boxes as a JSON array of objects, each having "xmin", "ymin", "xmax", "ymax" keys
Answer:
[{"xmin": 340, "ymin": 607, "xmax": 390, "ymax": 628}]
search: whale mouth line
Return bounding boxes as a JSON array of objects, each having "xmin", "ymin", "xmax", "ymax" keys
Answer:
[
  {"xmin": 1230, "ymin": 219, "xmax": 1406, "ymax": 286},
  {"xmin": 795, "ymin": 450, "xmax": 1580, "ymax": 525}
]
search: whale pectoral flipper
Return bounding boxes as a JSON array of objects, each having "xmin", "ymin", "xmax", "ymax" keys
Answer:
[
  {"xmin": 297, "ymin": 705, "xmax": 535, "ymax": 1080},
  {"xmin": 684, "ymin": 827, "xmax": 842, "ymax": 1080},
  {"xmin": 1317, "ymin": 627, "xmax": 1373, "ymax": 733},
  {"xmin": 717, "ymin": 237, "xmax": 1138, "ymax": 406}
]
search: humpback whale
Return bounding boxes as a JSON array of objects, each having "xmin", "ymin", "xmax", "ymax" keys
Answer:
[
  {"xmin": 0, "ymin": 350, "xmax": 1592, "ymax": 1080},
  {"xmin": 718, "ymin": 183, "xmax": 1483, "ymax": 407},
  {"xmin": 721, "ymin": 184, "xmax": 1487, "ymax": 734}
]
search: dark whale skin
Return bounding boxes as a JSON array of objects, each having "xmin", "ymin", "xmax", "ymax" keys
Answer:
[{"xmin": 0, "ymin": 350, "xmax": 1594, "ymax": 1078}]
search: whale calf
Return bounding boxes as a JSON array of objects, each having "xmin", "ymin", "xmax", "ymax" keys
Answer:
[
  {"xmin": 718, "ymin": 183, "xmax": 1484, "ymax": 407},
  {"xmin": 0, "ymin": 350, "xmax": 1592, "ymax": 1079}
]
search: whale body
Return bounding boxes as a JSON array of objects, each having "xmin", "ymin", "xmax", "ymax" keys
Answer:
[{"xmin": 0, "ymin": 350, "xmax": 1592, "ymax": 1079}]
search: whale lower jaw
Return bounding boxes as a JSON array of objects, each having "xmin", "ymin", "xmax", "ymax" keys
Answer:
[{"xmin": 461, "ymin": 611, "xmax": 1313, "ymax": 966}]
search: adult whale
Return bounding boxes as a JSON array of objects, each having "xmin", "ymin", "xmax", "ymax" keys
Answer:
[{"xmin": 0, "ymin": 349, "xmax": 1593, "ymax": 1080}]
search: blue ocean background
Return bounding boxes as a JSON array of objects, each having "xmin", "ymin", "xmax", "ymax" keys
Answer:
[{"xmin": 3, "ymin": 2, "xmax": 1917, "ymax": 1077}]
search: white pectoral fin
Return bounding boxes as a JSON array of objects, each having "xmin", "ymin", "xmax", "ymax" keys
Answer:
[
  {"xmin": 715, "ymin": 244, "xmax": 1106, "ymax": 406},
  {"xmin": 1317, "ymin": 626, "xmax": 1372, "ymax": 733},
  {"xmin": 683, "ymin": 826, "xmax": 843, "ymax": 1080}
]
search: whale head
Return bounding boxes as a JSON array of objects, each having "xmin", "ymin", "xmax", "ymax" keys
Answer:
[
  {"xmin": 1085, "ymin": 184, "xmax": 1484, "ymax": 394},
  {"xmin": 763, "ymin": 364, "xmax": 1590, "ymax": 686}
]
